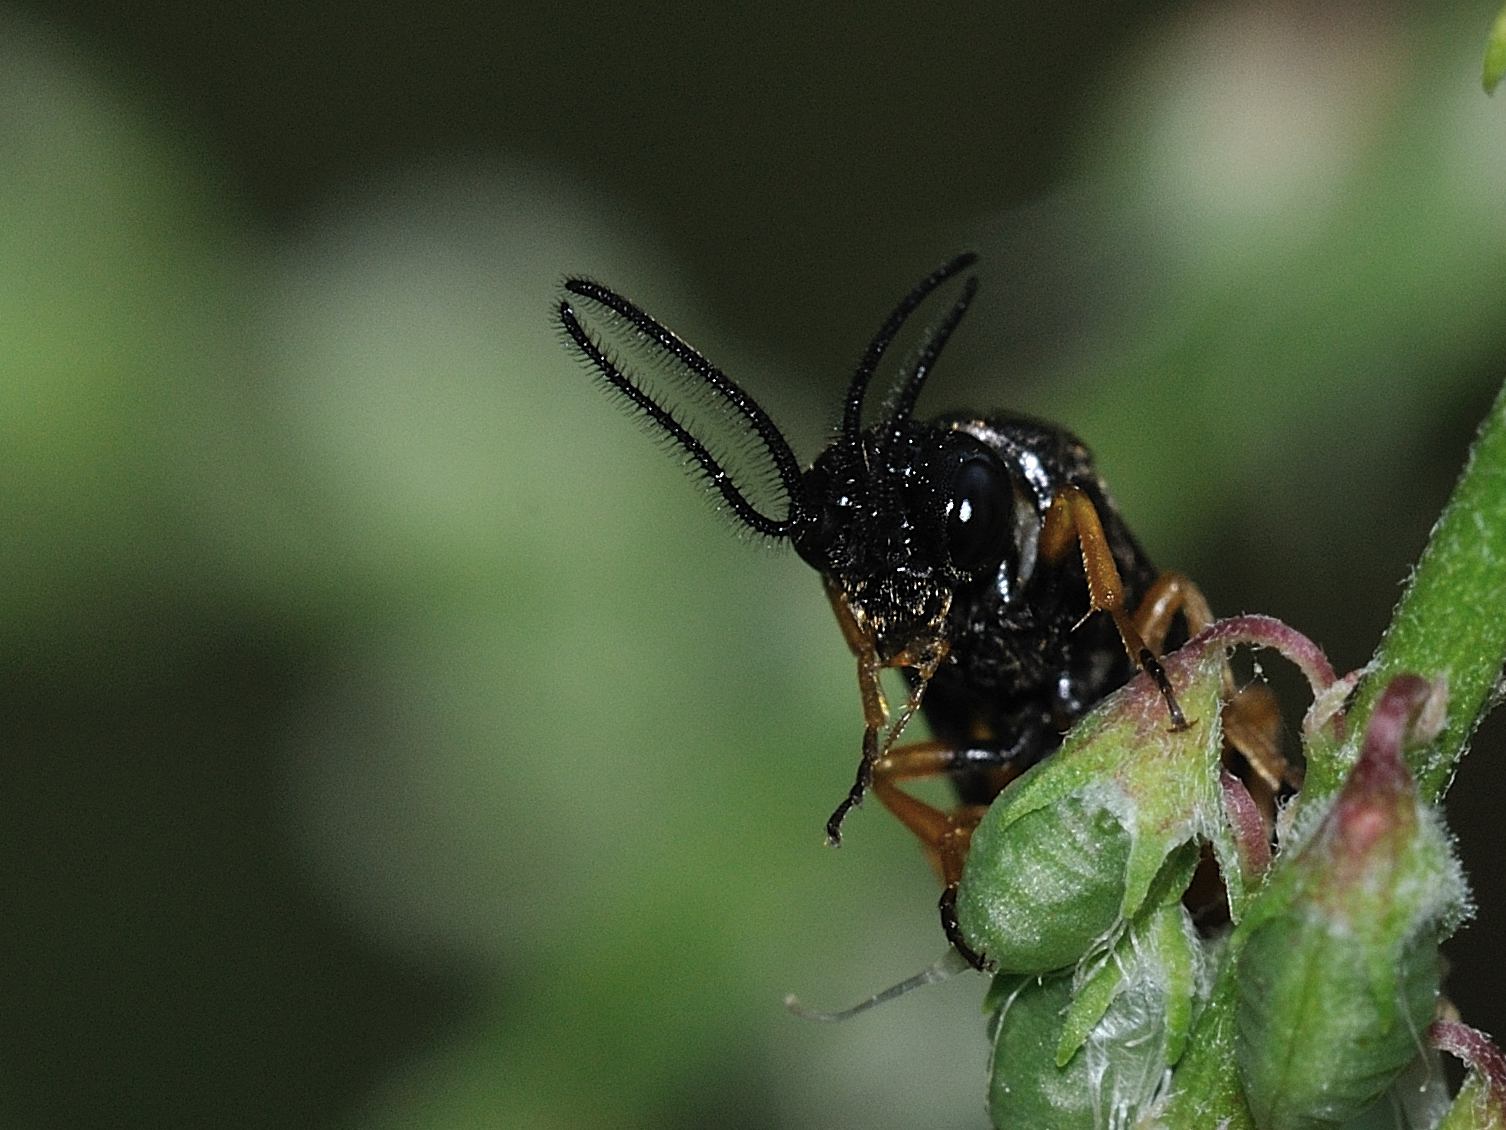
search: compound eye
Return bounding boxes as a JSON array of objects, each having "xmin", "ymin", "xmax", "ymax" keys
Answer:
[{"xmin": 944, "ymin": 453, "xmax": 1018, "ymax": 573}]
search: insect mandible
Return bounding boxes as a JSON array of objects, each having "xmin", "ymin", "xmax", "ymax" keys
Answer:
[{"xmin": 556, "ymin": 253, "xmax": 1282, "ymax": 968}]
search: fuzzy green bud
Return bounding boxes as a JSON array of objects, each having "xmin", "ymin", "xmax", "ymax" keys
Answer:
[
  {"xmin": 958, "ymin": 615, "xmax": 1333, "ymax": 972},
  {"xmin": 959, "ymin": 783, "xmax": 1136, "ymax": 973},
  {"xmin": 956, "ymin": 634, "xmax": 1223, "ymax": 972},
  {"xmin": 1234, "ymin": 675, "xmax": 1470, "ymax": 1130},
  {"xmin": 984, "ymin": 902, "xmax": 1205, "ymax": 1129}
]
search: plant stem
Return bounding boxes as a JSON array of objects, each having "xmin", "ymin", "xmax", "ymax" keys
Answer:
[{"xmin": 1305, "ymin": 378, "xmax": 1506, "ymax": 803}]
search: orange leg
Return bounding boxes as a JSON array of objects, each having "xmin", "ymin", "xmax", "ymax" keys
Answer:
[
  {"xmin": 1131, "ymin": 570, "xmax": 1214, "ymax": 652},
  {"xmin": 822, "ymin": 579, "xmax": 950, "ymax": 845},
  {"xmin": 1041, "ymin": 486, "xmax": 1188, "ymax": 729},
  {"xmin": 1222, "ymin": 681, "xmax": 1292, "ymax": 794},
  {"xmin": 1047, "ymin": 506, "xmax": 1293, "ymax": 788},
  {"xmin": 1130, "ymin": 571, "xmax": 1292, "ymax": 792},
  {"xmin": 822, "ymin": 583, "xmax": 1031, "ymax": 969},
  {"xmin": 869, "ymin": 742, "xmax": 994, "ymax": 878},
  {"xmin": 869, "ymin": 739, "xmax": 1009, "ymax": 970}
]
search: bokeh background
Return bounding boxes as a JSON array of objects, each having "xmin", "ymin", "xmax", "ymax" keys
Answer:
[{"xmin": 7, "ymin": 1, "xmax": 1506, "ymax": 1127}]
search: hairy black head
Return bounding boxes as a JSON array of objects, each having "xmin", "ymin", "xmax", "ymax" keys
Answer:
[
  {"xmin": 558, "ymin": 252, "xmax": 1040, "ymax": 663},
  {"xmin": 793, "ymin": 420, "xmax": 1037, "ymax": 662}
]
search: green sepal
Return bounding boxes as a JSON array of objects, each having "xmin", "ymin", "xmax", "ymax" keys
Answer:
[
  {"xmin": 984, "ymin": 902, "xmax": 1204, "ymax": 1129},
  {"xmin": 1439, "ymin": 1069, "xmax": 1506, "ymax": 1130},
  {"xmin": 1237, "ymin": 923, "xmax": 1440, "ymax": 1130},
  {"xmin": 1054, "ymin": 899, "xmax": 1200, "ymax": 1068},
  {"xmin": 1147, "ymin": 956, "xmax": 1259, "ymax": 1130},
  {"xmin": 960, "ymin": 784, "xmax": 1134, "ymax": 973}
]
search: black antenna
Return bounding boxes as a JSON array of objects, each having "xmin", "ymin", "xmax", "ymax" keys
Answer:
[
  {"xmin": 559, "ymin": 279, "xmax": 805, "ymax": 538},
  {"xmin": 840, "ymin": 252, "xmax": 978, "ymax": 443},
  {"xmin": 887, "ymin": 275, "xmax": 979, "ymax": 428}
]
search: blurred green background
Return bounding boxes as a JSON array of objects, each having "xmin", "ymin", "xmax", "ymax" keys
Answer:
[{"xmin": 6, "ymin": 2, "xmax": 1506, "ymax": 1127}]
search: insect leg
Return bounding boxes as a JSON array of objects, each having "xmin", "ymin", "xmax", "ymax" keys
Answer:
[
  {"xmin": 819, "ymin": 579, "xmax": 887, "ymax": 839},
  {"xmin": 1222, "ymin": 681, "xmax": 1293, "ymax": 792},
  {"xmin": 822, "ymin": 579, "xmax": 950, "ymax": 845},
  {"xmin": 870, "ymin": 740, "xmax": 1029, "ymax": 970},
  {"xmin": 1040, "ymin": 486, "xmax": 1189, "ymax": 729},
  {"xmin": 1130, "ymin": 570, "xmax": 1215, "ymax": 652},
  {"xmin": 1130, "ymin": 571, "xmax": 1293, "ymax": 792}
]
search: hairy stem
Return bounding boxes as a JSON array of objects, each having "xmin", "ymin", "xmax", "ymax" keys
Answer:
[{"xmin": 1303, "ymin": 379, "xmax": 1506, "ymax": 803}]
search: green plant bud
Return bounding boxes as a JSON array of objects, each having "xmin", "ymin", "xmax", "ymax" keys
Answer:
[
  {"xmin": 958, "ymin": 615, "xmax": 1335, "ymax": 972},
  {"xmin": 1235, "ymin": 675, "xmax": 1471, "ymax": 1130},
  {"xmin": 984, "ymin": 902, "xmax": 1206, "ymax": 1130},
  {"xmin": 960, "ymin": 782, "xmax": 1136, "ymax": 973},
  {"xmin": 1434, "ymin": 1021, "xmax": 1506, "ymax": 1130}
]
